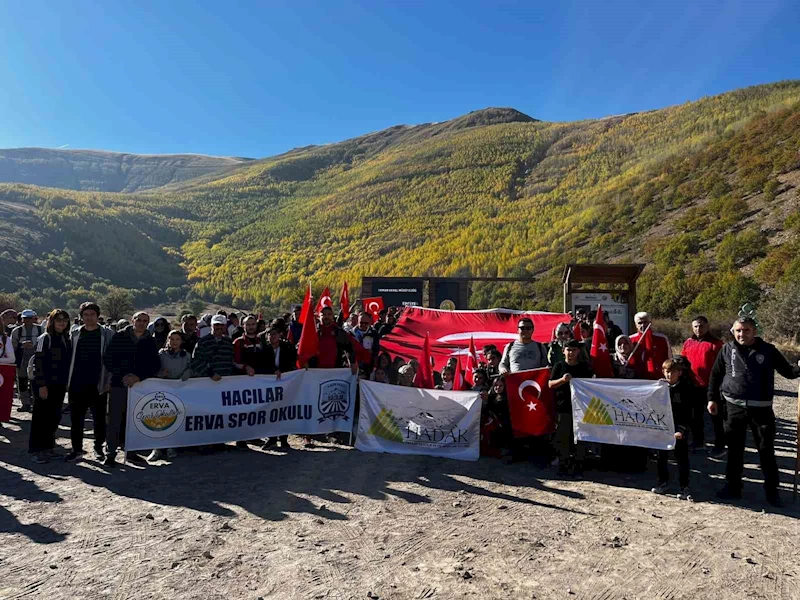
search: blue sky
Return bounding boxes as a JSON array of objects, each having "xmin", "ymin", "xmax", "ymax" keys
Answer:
[{"xmin": 1, "ymin": 0, "xmax": 797, "ymax": 158}]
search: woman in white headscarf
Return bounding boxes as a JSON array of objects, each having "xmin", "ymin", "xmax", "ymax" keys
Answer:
[{"xmin": 612, "ymin": 335, "xmax": 636, "ymax": 379}]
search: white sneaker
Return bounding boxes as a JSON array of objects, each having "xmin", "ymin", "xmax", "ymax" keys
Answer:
[
  {"xmin": 678, "ymin": 487, "xmax": 693, "ymax": 502},
  {"xmin": 147, "ymin": 450, "xmax": 164, "ymax": 462},
  {"xmin": 651, "ymin": 482, "xmax": 669, "ymax": 495}
]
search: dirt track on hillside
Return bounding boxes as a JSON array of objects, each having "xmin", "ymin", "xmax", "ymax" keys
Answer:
[{"xmin": 1, "ymin": 379, "xmax": 799, "ymax": 600}]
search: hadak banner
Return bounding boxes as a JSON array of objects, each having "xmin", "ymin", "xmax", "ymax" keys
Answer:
[
  {"xmin": 356, "ymin": 380, "xmax": 481, "ymax": 461},
  {"xmin": 125, "ymin": 369, "xmax": 357, "ymax": 451},
  {"xmin": 570, "ymin": 378, "xmax": 676, "ymax": 450}
]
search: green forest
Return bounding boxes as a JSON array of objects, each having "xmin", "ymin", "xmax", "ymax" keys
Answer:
[{"xmin": 0, "ymin": 81, "xmax": 799, "ymax": 337}]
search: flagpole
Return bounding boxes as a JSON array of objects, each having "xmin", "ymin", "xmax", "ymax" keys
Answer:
[{"xmin": 623, "ymin": 323, "xmax": 651, "ymax": 367}]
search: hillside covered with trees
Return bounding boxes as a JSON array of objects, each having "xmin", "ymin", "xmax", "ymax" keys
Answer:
[{"xmin": 0, "ymin": 81, "xmax": 798, "ymax": 335}]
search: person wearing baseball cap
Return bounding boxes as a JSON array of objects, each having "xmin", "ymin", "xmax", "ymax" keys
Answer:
[
  {"xmin": 191, "ymin": 314, "xmax": 235, "ymax": 381},
  {"xmin": 11, "ymin": 309, "xmax": 43, "ymax": 412}
]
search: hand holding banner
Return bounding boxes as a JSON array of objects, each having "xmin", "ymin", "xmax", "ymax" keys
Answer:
[
  {"xmin": 571, "ymin": 378, "xmax": 675, "ymax": 450},
  {"xmin": 125, "ymin": 369, "xmax": 357, "ymax": 451}
]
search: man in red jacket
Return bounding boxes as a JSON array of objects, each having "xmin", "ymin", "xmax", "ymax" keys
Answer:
[
  {"xmin": 682, "ymin": 316, "xmax": 725, "ymax": 456},
  {"xmin": 629, "ymin": 312, "xmax": 672, "ymax": 380}
]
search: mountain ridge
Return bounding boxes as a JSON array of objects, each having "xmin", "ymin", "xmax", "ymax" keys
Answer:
[
  {"xmin": 0, "ymin": 147, "xmax": 252, "ymax": 193},
  {"xmin": 0, "ymin": 80, "xmax": 799, "ymax": 328}
]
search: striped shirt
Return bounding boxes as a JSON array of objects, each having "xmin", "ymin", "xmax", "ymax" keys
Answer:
[{"xmin": 191, "ymin": 335, "xmax": 235, "ymax": 377}]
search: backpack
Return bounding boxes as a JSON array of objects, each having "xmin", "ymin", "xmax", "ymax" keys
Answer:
[
  {"xmin": 26, "ymin": 333, "xmax": 46, "ymax": 381},
  {"xmin": 15, "ymin": 324, "xmax": 43, "ymax": 368}
]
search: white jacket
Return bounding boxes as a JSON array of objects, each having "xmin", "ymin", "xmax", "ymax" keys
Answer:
[{"xmin": 0, "ymin": 334, "xmax": 15, "ymax": 365}]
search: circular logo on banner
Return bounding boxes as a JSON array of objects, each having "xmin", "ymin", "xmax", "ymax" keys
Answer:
[
  {"xmin": 439, "ymin": 299, "xmax": 456, "ymax": 311},
  {"xmin": 133, "ymin": 391, "xmax": 186, "ymax": 438}
]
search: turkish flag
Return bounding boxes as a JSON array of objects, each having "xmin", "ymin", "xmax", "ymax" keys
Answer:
[
  {"xmin": 464, "ymin": 335, "xmax": 479, "ymax": 386},
  {"xmin": 362, "ymin": 297, "xmax": 384, "ymax": 321},
  {"xmin": 505, "ymin": 368, "xmax": 556, "ymax": 437},
  {"xmin": 414, "ymin": 332, "xmax": 435, "ymax": 389},
  {"xmin": 347, "ymin": 333, "xmax": 373, "ymax": 364},
  {"xmin": 641, "ymin": 327, "xmax": 659, "ymax": 378},
  {"xmin": 590, "ymin": 305, "xmax": 614, "ymax": 377},
  {"xmin": 573, "ymin": 321, "xmax": 582, "ymax": 341},
  {"xmin": 299, "ymin": 284, "xmax": 312, "ymax": 324},
  {"xmin": 379, "ymin": 307, "xmax": 569, "ymax": 363},
  {"xmin": 340, "ymin": 282, "xmax": 350, "ymax": 320},
  {"xmin": 0, "ymin": 364, "xmax": 15, "ymax": 422},
  {"xmin": 315, "ymin": 286, "xmax": 333, "ymax": 315},
  {"xmin": 453, "ymin": 355, "xmax": 471, "ymax": 391},
  {"xmin": 296, "ymin": 290, "xmax": 319, "ymax": 368}
]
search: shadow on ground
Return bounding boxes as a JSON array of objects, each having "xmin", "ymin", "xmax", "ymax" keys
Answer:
[{"xmin": 1, "ymin": 404, "xmax": 797, "ymax": 547}]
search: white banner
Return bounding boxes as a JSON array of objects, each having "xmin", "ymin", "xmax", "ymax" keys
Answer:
[
  {"xmin": 571, "ymin": 378, "xmax": 676, "ymax": 450},
  {"xmin": 355, "ymin": 380, "xmax": 481, "ymax": 461},
  {"xmin": 125, "ymin": 369, "xmax": 357, "ymax": 451}
]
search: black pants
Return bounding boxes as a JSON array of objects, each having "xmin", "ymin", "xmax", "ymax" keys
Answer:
[
  {"xmin": 17, "ymin": 373, "xmax": 32, "ymax": 406},
  {"xmin": 69, "ymin": 385, "xmax": 107, "ymax": 453},
  {"xmin": 29, "ymin": 384, "xmax": 66, "ymax": 453},
  {"xmin": 724, "ymin": 403, "xmax": 778, "ymax": 493},
  {"xmin": 691, "ymin": 387, "xmax": 707, "ymax": 446},
  {"xmin": 555, "ymin": 412, "xmax": 585, "ymax": 465},
  {"xmin": 657, "ymin": 436, "xmax": 690, "ymax": 487},
  {"xmin": 711, "ymin": 397, "xmax": 726, "ymax": 449}
]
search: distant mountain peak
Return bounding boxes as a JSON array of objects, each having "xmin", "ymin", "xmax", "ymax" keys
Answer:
[{"xmin": 444, "ymin": 107, "xmax": 537, "ymax": 130}]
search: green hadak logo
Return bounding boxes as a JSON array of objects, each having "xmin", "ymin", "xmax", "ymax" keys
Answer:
[
  {"xmin": 583, "ymin": 397, "xmax": 613, "ymax": 425},
  {"xmin": 368, "ymin": 408, "xmax": 404, "ymax": 442}
]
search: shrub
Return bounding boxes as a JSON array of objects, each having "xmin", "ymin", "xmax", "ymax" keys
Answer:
[
  {"xmin": 759, "ymin": 280, "xmax": 800, "ymax": 343},
  {"xmin": 681, "ymin": 271, "xmax": 760, "ymax": 320}
]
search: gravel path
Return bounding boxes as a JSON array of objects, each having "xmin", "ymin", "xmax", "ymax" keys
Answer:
[{"xmin": 1, "ymin": 378, "xmax": 798, "ymax": 600}]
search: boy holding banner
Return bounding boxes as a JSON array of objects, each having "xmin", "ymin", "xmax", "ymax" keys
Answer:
[
  {"xmin": 652, "ymin": 359, "xmax": 694, "ymax": 500},
  {"xmin": 549, "ymin": 340, "xmax": 593, "ymax": 476}
]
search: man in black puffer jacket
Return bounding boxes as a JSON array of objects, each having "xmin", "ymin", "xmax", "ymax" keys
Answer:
[{"xmin": 708, "ymin": 316, "xmax": 800, "ymax": 507}]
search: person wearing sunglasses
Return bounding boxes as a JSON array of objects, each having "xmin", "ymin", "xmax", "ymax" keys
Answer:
[{"xmin": 499, "ymin": 317, "xmax": 548, "ymax": 376}]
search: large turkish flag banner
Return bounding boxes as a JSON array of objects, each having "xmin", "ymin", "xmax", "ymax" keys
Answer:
[{"xmin": 379, "ymin": 307, "xmax": 569, "ymax": 369}]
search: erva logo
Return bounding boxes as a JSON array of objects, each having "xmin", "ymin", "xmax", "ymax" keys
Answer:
[{"xmin": 133, "ymin": 391, "xmax": 186, "ymax": 439}]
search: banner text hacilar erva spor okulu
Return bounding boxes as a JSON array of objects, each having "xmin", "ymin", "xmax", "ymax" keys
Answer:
[{"xmin": 125, "ymin": 369, "xmax": 357, "ymax": 451}]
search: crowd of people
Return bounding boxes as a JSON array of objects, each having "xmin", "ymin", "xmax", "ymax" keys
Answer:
[{"xmin": 3, "ymin": 300, "xmax": 798, "ymax": 507}]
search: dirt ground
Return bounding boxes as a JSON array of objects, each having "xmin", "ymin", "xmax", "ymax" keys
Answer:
[{"xmin": 1, "ymin": 378, "xmax": 799, "ymax": 600}]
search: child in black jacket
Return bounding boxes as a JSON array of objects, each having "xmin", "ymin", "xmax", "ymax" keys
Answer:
[{"xmin": 652, "ymin": 358, "xmax": 694, "ymax": 500}]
